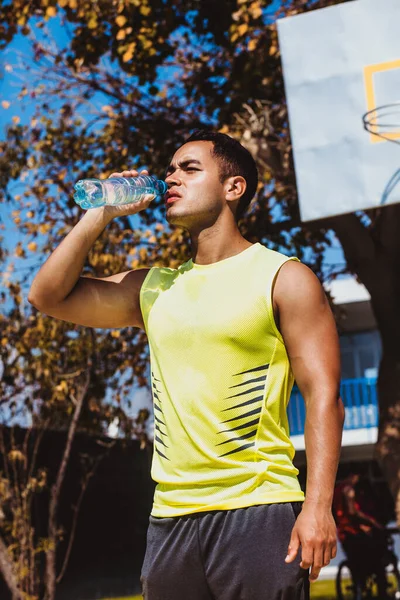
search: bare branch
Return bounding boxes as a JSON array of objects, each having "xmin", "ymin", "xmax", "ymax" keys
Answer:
[
  {"xmin": 45, "ymin": 364, "xmax": 91, "ymax": 600},
  {"xmin": 56, "ymin": 455, "xmax": 102, "ymax": 584}
]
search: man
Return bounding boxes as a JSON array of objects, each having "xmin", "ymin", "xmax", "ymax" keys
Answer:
[
  {"xmin": 29, "ymin": 130, "xmax": 344, "ymax": 599},
  {"xmin": 333, "ymin": 474, "xmax": 388, "ymax": 597}
]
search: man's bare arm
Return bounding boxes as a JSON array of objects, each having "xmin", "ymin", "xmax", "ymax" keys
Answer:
[
  {"xmin": 274, "ymin": 261, "xmax": 345, "ymax": 581},
  {"xmin": 28, "ymin": 169, "xmax": 153, "ymax": 330}
]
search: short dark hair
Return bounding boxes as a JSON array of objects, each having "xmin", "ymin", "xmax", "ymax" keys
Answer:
[{"xmin": 184, "ymin": 129, "xmax": 258, "ymax": 222}]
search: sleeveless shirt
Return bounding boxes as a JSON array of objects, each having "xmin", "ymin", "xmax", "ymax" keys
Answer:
[{"xmin": 140, "ymin": 242, "xmax": 305, "ymax": 517}]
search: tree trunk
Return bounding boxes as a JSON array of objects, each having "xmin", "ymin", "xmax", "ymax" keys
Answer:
[{"xmin": 0, "ymin": 536, "xmax": 22, "ymax": 600}]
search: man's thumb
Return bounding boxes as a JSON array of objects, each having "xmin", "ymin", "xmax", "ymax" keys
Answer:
[{"xmin": 285, "ymin": 531, "xmax": 300, "ymax": 563}]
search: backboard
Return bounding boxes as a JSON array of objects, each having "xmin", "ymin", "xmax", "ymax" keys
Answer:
[{"xmin": 277, "ymin": 0, "xmax": 400, "ymax": 221}]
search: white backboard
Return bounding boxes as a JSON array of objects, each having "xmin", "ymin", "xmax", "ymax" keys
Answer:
[{"xmin": 277, "ymin": 0, "xmax": 400, "ymax": 221}]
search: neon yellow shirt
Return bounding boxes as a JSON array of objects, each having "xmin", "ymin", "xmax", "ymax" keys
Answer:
[{"xmin": 140, "ymin": 243, "xmax": 305, "ymax": 517}]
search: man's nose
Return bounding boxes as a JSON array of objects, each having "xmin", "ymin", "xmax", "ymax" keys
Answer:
[{"xmin": 165, "ymin": 172, "xmax": 181, "ymax": 186}]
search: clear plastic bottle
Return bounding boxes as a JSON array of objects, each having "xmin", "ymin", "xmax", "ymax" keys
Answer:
[{"xmin": 73, "ymin": 175, "xmax": 168, "ymax": 209}]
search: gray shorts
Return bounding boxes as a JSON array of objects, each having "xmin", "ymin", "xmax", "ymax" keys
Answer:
[{"xmin": 141, "ymin": 502, "xmax": 310, "ymax": 600}]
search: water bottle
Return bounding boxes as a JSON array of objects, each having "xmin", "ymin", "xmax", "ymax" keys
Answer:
[{"xmin": 73, "ymin": 175, "xmax": 168, "ymax": 209}]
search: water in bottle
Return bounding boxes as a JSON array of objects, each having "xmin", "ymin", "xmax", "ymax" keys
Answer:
[{"xmin": 73, "ymin": 175, "xmax": 168, "ymax": 209}]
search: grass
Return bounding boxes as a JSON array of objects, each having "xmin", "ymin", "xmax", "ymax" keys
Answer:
[{"xmin": 101, "ymin": 579, "xmax": 339, "ymax": 600}]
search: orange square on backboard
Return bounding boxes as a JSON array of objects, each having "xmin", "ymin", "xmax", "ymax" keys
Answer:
[{"xmin": 364, "ymin": 59, "xmax": 400, "ymax": 143}]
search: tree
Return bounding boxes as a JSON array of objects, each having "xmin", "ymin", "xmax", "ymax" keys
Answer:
[
  {"xmin": 0, "ymin": 277, "xmax": 150, "ymax": 598},
  {"xmin": 1, "ymin": 0, "xmax": 400, "ymax": 594}
]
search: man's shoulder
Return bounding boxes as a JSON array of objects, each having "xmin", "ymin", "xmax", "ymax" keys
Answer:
[
  {"xmin": 272, "ymin": 259, "xmax": 324, "ymax": 311},
  {"xmin": 257, "ymin": 244, "xmax": 300, "ymax": 267}
]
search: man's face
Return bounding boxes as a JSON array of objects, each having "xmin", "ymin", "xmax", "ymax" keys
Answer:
[{"xmin": 164, "ymin": 141, "xmax": 227, "ymax": 230}]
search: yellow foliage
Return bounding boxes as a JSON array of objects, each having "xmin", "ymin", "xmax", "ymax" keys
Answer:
[
  {"xmin": 247, "ymin": 38, "xmax": 258, "ymax": 52},
  {"xmin": 55, "ymin": 380, "xmax": 68, "ymax": 392},
  {"xmin": 15, "ymin": 244, "xmax": 24, "ymax": 257},
  {"xmin": 122, "ymin": 43, "xmax": 136, "ymax": 62},
  {"xmin": 39, "ymin": 223, "xmax": 52, "ymax": 234},
  {"xmin": 12, "ymin": 116, "xmax": 20, "ymax": 124},
  {"xmin": 116, "ymin": 29, "xmax": 127, "ymax": 40},
  {"xmin": 46, "ymin": 6, "xmax": 57, "ymax": 17},
  {"xmin": 249, "ymin": 2, "xmax": 262, "ymax": 19},
  {"xmin": 218, "ymin": 125, "xmax": 230, "ymax": 134},
  {"xmin": 87, "ymin": 17, "xmax": 98, "ymax": 29},
  {"xmin": 111, "ymin": 330, "xmax": 120, "ymax": 338},
  {"xmin": 139, "ymin": 248, "xmax": 147, "ymax": 261},
  {"xmin": 115, "ymin": 15, "xmax": 127, "ymax": 27},
  {"xmin": 269, "ymin": 42, "xmax": 278, "ymax": 56},
  {"xmin": 140, "ymin": 5, "xmax": 151, "ymax": 16},
  {"xmin": 1, "ymin": 338, "xmax": 8, "ymax": 347},
  {"xmin": 1, "ymin": 101, "xmax": 10, "ymax": 109},
  {"xmin": 8, "ymin": 450, "xmax": 26, "ymax": 463},
  {"xmin": 27, "ymin": 242, "xmax": 37, "ymax": 252},
  {"xmin": 26, "ymin": 210, "xmax": 34, "ymax": 218},
  {"xmin": 237, "ymin": 23, "xmax": 249, "ymax": 37}
]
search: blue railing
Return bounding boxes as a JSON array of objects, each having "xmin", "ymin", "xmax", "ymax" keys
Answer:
[{"xmin": 288, "ymin": 377, "xmax": 378, "ymax": 436}]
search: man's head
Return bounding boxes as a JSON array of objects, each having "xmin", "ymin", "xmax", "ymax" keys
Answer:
[{"xmin": 164, "ymin": 130, "xmax": 258, "ymax": 231}]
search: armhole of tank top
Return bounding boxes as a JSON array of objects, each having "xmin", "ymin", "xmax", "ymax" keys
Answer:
[
  {"xmin": 139, "ymin": 266, "xmax": 157, "ymax": 334},
  {"xmin": 267, "ymin": 256, "xmax": 301, "ymax": 344}
]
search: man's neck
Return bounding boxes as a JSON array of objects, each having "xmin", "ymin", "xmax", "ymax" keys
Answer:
[{"xmin": 190, "ymin": 228, "xmax": 253, "ymax": 266}]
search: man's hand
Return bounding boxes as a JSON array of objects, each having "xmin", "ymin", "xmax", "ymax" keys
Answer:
[
  {"xmin": 90, "ymin": 168, "xmax": 156, "ymax": 220},
  {"xmin": 285, "ymin": 502, "xmax": 337, "ymax": 582}
]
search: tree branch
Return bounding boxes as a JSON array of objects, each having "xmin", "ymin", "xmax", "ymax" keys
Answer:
[
  {"xmin": 56, "ymin": 454, "xmax": 102, "ymax": 584},
  {"xmin": 44, "ymin": 364, "xmax": 91, "ymax": 600}
]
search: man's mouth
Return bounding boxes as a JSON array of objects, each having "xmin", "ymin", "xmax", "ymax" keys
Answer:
[{"xmin": 165, "ymin": 191, "xmax": 182, "ymax": 205}]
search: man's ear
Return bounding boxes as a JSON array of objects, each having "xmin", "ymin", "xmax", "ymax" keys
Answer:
[{"xmin": 224, "ymin": 176, "xmax": 247, "ymax": 203}]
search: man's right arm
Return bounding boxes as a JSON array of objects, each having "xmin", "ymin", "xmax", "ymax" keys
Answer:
[{"xmin": 28, "ymin": 169, "xmax": 154, "ymax": 330}]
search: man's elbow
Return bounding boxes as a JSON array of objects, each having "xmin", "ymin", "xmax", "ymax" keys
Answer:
[
  {"xmin": 27, "ymin": 286, "xmax": 50, "ymax": 311},
  {"xmin": 27, "ymin": 290, "xmax": 39, "ymax": 308},
  {"xmin": 27, "ymin": 285, "xmax": 42, "ymax": 309}
]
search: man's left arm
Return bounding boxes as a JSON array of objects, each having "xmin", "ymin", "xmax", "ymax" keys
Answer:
[{"xmin": 274, "ymin": 261, "xmax": 345, "ymax": 582}]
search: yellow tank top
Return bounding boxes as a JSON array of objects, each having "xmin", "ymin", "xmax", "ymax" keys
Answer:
[{"xmin": 140, "ymin": 243, "xmax": 305, "ymax": 517}]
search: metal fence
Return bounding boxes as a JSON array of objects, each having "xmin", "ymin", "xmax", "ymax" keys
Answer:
[{"xmin": 288, "ymin": 377, "xmax": 379, "ymax": 436}]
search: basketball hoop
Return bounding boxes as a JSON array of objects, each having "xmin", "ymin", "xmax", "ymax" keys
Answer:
[{"xmin": 362, "ymin": 103, "xmax": 400, "ymax": 145}]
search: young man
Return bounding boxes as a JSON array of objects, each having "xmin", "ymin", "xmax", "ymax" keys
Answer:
[{"xmin": 29, "ymin": 131, "xmax": 344, "ymax": 599}]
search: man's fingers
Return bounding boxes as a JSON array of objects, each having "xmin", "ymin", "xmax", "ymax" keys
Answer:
[
  {"xmin": 108, "ymin": 169, "xmax": 149, "ymax": 178},
  {"xmin": 307, "ymin": 548, "xmax": 323, "ymax": 582},
  {"xmin": 285, "ymin": 531, "xmax": 300, "ymax": 563},
  {"xmin": 324, "ymin": 545, "xmax": 332, "ymax": 567},
  {"xmin": 330, "ymin": 541, "xmax": 337, "ymax": 560},
  {"xmin": 299, "ymin": 548, "xmax": 313, "ymax": 571}
]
